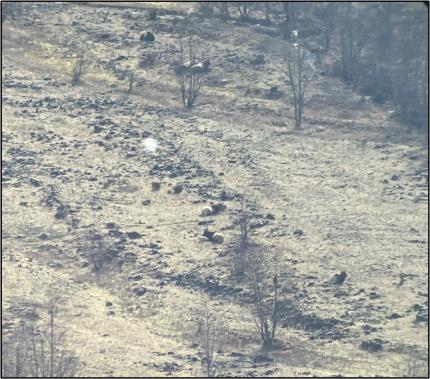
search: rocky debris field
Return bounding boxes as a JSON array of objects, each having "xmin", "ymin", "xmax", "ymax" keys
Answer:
[{"xmin": 2, "ymin": 2, "xmax": 428, "ymax": 377}]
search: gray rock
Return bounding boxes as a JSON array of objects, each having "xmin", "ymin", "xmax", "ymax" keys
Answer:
[
  {"xmin": 359, "ymin": 339, "xmax": 383, "ymax": 352},
  {"xmin": 173, "ymin": 184, "xmax": 183, "ymax": 194},
  {"xmin": 133, "ymin": 287, "xmax": 147, "ymax": 296},
  {"xmin": 126, "ymin": 231, "xmax": 141, "ymax": 239},
  {"xmin": 128, "ymin": 273, "xmax": 143, "ymax": 281}
]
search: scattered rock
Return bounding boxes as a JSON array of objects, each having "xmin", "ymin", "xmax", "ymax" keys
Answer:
[
  {"xmin": 359, "ymin": 339, "xmax": 383, "ymax": 352},
  {"xmin": 266, "ymin": 86, "xmax": 283, "ymax": 100},
  {"xmin": 142, "ymin": 199, "xmax": 151, "ymax": 206},
  {"xmin": 387, "ymin": 313, "xmax": 401, "ymax": 320},
  {"xmin": 334, "ymin": 290, "xmax": 348, "ymax": 298},
  {"xmin": 106, "ymin": 222, "xmax": 117, "ymax": 229},
  {"xmin": 54, "ymin": 204, "xmax": 70, "ymax": 220},
  {"xmin": 329, "ymin": 271, "xmax": 347, "ymax": 285},
  {"xmin": 230, "ymin": 352, "xmax": 244, "ymax": 358},
  {"xmin": 265, "ymin": 213, "xmax": 275, "ymax": 220},
  {"xmin": 293, "ymin": 229, "xmax": 304, "ymax": 237},
  {"xmin": 414, "ymin": 308, "xmax": 428, "ymax": 324},
  {"xmin": 362, "ymin": 324, "xmax": 378, "ymax": 334},
  {"xmin": 250, "ymin": 219, "xmax": 269, "ymax": 229},
  {"xmin": 219, "ymin": 191, "xmax": 235, "ymax": 201},
  {"xmin": 29, "ymin": 178, "xmax": 41, "ymax": 187},
  {"xmin": 48, "ymin": 261, "xmax": 63, "ymax": 269},
  {"xmin": 132, "ymin": 287, "xmax": 147, "ymax": 296},
  {"xmin": 250, "ymin": 54, "xmax": 265, "ymax": 65},
  {"xmin": 128, "ymin": 273, "xmax": 143, "ymax": 281},
  {"xmin": 109, "ymin": 229, "xmax": 123, "ymax": 238},
  {"xmin": 152, "ymin": 182, "xmax": 161, "ymax": 191},
  {"xmin": 391, "ymin": 174, "xmax": 400, "ymax": 181},
  {"xmin": 39, "ymin": 233, "xmax": 49, "ymax": 240},
  {"xmin": 105, "ymin": 301, "xmax": 113, "ymax": 307},
  {"xmin": 126, "ymin": 231, "xmax": 142, "ymax": 240},
  {"xmin": 253, "ymin": 355, "xmax": 273, "ymax": 364},
  {"xmin": 211, "ymin": 233, "xmax": 224, "ymax": 244},
  {"xmin": 173, "ymin": 184, "xmax": 183, "ymax": 194},
  {"xmin": 368, "ymin": 291, "xmax": 381, "ymax": 300}
]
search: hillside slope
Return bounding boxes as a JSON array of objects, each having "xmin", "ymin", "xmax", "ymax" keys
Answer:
[{"xmin": 2, "ymin": 2, "xmax": 428, "ymax": 377}]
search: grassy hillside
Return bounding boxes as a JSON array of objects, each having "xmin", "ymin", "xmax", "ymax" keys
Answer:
[{"xmin": 2, "ymin": 2, "xmax": 428, "ymax": 377}]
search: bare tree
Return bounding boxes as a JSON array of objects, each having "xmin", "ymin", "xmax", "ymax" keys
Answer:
[
  {"xmin": 196, "ymin": 306, "xmax": 227, "ymax": 377},
  {"xmin": 286, "ymin": 42, "xmax": 307, "ymax": 129},
  {"xmin": 337, "ymin": 3, "xmax": 366, "ymax": 86},
  {"xmin": 283, "ymin": 2, "xmax": 297, "ymax": 38},
  {"xmin": 236, "ymin": 2, "xmax": 251, "ymax": 21},
  {"xmin": 217, "ymin": 2, "xmax": 230, "ymax": 20},
  {"xmin": 247, "ymin": 250, "xmax": 282, "ymax": 348},
  {"xmin": 1, "ymin": 304, "xmax": 80, "ymax": 377},
  {"xmin": 175, "ymin": 35, "xmax": 205, "ymax": 108}
]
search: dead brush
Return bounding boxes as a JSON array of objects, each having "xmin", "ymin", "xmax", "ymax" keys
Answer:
[
  {"xmin": 230, "ymin": 197, "xmax": 251, "ymax": 277},
  {"xmin": 175, "ymin": 35, "xmax": 206, "ymax": 108},
  {"xmin": 195, "ymin": 305, "xmax": 227, "ymax": 377},
  {"xmin": 71, "ymin": 56, "xmax": 88, "ymax": 85}
]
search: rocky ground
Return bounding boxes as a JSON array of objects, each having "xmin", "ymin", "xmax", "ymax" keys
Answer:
[{"xmin": 2, "ymin": 2, "xmax": 428, "ymax": 377}]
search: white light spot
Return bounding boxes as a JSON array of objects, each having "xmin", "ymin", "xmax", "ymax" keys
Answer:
[{"xmin": 143, "ymin": 137, "xmax": 158, "ymax": 154}]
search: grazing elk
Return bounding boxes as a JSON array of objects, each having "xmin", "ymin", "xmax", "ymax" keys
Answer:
[
  {"xmin": 140, "ymin": 30, "xmax": 155, "ymax": 42},
  {"xmin": 174, "ymin": 59, "xmax": 211, "ymax": 76}
]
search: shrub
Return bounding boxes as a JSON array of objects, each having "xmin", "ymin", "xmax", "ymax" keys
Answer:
[
  {"xmin": 71, "ymin": 56, "xmax": 88, "ymax": 85},
  {"xmin": 175, "ymin": 35, "xmax": 206, "ymax": 108},
  {"xmin": 247, "ymin": 250, "xmax": 282, "ymax": 348}
]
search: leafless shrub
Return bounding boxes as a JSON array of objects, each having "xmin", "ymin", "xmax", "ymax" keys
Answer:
[
  {"xmin": 196, "ymin": 306, "xmax": 227, "ymax": 377},
  {"xmin": 231, "ymin": 197, "xmax": 251, "ymax": 277},
  {"xmin": 198, "ymin": 2, "xmax": 214, "ymax": 17},
  {"xmin": 71, "ymin": 56, "xmax": 88, "ymax": 85},
  {"xmin": 216, "ymin": 2, "xmax": 230, "ymax": 20},
  {"xmin": 286, "ymin": 42, "xmax": 307, "ymax": 129},
  {"xmin": 1, "ymin": 304, "xmax": 80, "ymax": 377},
  {"xmin": 247, "ymin": 250, "xmax": 282, "ymax": 348},
  {"xmin": 127, "ymin": 71, "xmax": 135, "ymax": 94},
  {"xmin": 101, "ymin": 11, "xmax": 109, "ymax": 23},
  {"xmin": 236, "ymin": 2, "xmax": 252, "ymax": 22},
  {"xmin": 175, "ymin": 35, "xmax": 206, "ymax": 108},
  {"xmin": 406, "ymin": 355, "xmax": 428, "ymax": 377},
  {"xmin": 86, "ymin": 226, "xmax": 106, "ymax": 272}
]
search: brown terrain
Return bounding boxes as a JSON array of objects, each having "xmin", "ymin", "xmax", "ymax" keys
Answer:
[{"xmin": 2, "ymin": 2, "xmax": 428, "ymax": 377}]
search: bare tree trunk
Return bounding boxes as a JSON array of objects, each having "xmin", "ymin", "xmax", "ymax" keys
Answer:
[
  {"xmin": 31, "ymin": 329, "xmax": 39, "ymax": 377},
  {"xmin": 49, "ymin": 307, "xmax": 55, "ymax": 377}
]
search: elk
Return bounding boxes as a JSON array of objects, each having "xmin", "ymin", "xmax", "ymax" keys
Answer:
[{"xmin": 174, "ymin": 59, "xmax": 211, "ymax": 76}]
